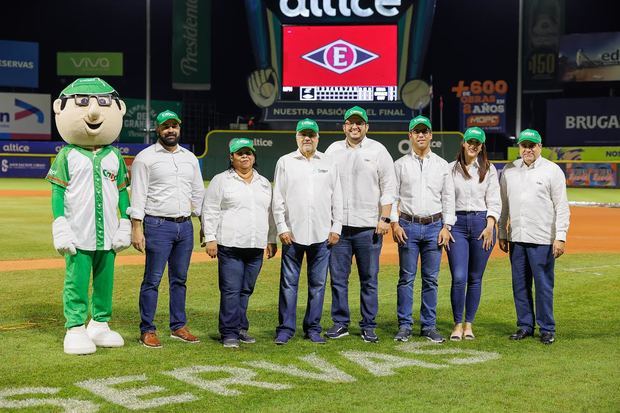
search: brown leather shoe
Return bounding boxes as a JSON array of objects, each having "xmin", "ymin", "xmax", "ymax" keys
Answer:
[
  {"xmin": 140, "ymin": 331, "xmax": 162, "ymax": 348},
  {"xmin": 170, "ymin": 326, "xmax": 200, "ymax": 343}
]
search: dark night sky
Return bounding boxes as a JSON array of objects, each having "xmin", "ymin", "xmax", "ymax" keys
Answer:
[{"xmin": 1, "ymin": 0, "xmax": 618, "ymax": 151}]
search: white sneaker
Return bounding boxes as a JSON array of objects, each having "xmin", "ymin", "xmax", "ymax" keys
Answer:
[
  {"xmin": 64, "ymin": 326, "xmax": 96, "ymax": 355},
  {"xmin": 86, "ymin": 320, "xmax": 124, "ymax": 348}
]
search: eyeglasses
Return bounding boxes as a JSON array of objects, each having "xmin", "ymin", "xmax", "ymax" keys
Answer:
[
  {"xmin": 71, "ymin": 94, "xmax": 117, "ymax": 107},
  {"xmin": 345, "ymin": 120, "xmax": 366, "ymax": 127},
  {"xmin": 411, "ymin": 128, "xmax": 430, "ymax": 135}
]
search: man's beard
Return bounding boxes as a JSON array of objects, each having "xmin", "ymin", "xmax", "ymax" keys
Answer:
[{"xmin": 159, "ymin": 133, "xmax": 180, "ymax": 147}]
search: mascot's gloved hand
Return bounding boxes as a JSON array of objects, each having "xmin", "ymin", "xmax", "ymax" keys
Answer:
[
  {"xmin": 52, "ymin": 216, "xmax": 77, "ymax": 256},
  {"xmin": 112, "ymin": 218, "xmax": 132, "ymax": 252}
]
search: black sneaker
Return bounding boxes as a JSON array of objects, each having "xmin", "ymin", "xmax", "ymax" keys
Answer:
[
  {"xmin": 361, "ymin": 328, "xmax": 379, "ymax": 343},
  {"xmin": 509, "ymin": 329, "xmax": 533, "ymax": 340},
  {"xmin": 274, "ymin": 332, "xmax": 290, "ymax": 345},
  {"xmin": 421, "ymin": 328, "xmax": 445, "ymax": 343},
  {"xmin": 394, "ymin": 327, "xmax": 412, "ymax": 342},
  {"xmin": 325, "ymin": 324, "xmax": 349, "ymax": 339},
  {"xmin": 540, "ymin": 332, "xmax": 555, "ymax": 345},
  {"xmin": 222, "ymin": 338, "xmax": 239, "ymax": 348},
  {"xmin": 239, "ymin": 329, "xmax": 256, "ymax": 344},
  {"xmin": 304, "ymin": 333, "xmax": 327, "ymax": 344}
]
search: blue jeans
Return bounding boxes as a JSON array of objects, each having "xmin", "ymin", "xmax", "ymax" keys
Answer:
[
  {"xmin": 446, "ymin": 211, "xmax": 494, "ymax": 323},
  {"xmin": 509, "ymin": 242, "xmax": 555, "ymax": 334},
  {"xmin": 397, "ymin": 219, "xmax": 443, "ymax": 331},
  {"xmin": 139, "ymin": 216, "xmax": 194, "ymax": 333},
  {"xmin": 329, "ymin": 226, "xmax": 382, "ymax": 329},
  {"xmin": 276, "ymin": 241, "xmax": 330, "ymax": 338},
  {"xmin": 217, "ymin": 246, "xmax": 264, "ymax": 340}
]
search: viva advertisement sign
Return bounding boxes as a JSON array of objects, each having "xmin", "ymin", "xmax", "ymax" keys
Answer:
[
  {"xmin": 0, "ymin": 93, "xmax": 51, "ymax": 140},
  {"xmin": 0, "ymin": 40, "xmax": 39, "ymax": 88},
  {"xmin": 172, "ymin": 0, "xmax": 211, "ymax": 90},
  {"xmin": 120, "ymin": 98, "xmax": 182, "ymax": 143},
  {"xmin": 57, "ymin": 52, "xmax": 123, "ymax": 76}
]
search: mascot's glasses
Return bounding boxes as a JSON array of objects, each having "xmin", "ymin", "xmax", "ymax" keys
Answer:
[{"xmin": 71, "ymin": 94, "xmax": 117, "ymax": 107}]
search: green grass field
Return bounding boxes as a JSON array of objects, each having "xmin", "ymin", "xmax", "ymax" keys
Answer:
[{"xmin": 0, "ymin": 180, "xmax": 619, "ymax": 412}]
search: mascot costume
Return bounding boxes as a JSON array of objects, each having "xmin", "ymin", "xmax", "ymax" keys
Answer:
[{"xmin": 46, "ymin": 77, "xmax": 131, "ymax": 355}]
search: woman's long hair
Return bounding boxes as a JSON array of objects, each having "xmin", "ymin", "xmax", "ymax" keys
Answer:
[{"xmin": 453, "ymin": 142, "xmax": 489, "ymax": 183}]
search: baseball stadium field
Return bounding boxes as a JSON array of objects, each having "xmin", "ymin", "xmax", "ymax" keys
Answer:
[{"xmin": 0, "ymin": 179, "xmax": 618, "ymax": 412}]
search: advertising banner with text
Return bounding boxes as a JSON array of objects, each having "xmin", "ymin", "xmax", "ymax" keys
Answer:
[
  {"xmin": 453, "ymin": 80, "xmax": 508, "ymax": 134},
  {"xmin": 0, "ymin": 93, "xmax": 51, "ymax": 140},
  {"xmin": 507, "ymin": 146, "xmax": 620, "ymax": 162},
  {"xmin": 172, "ymin": 0, "xmax": 211, "ymax": 90},
  {"xmin": 120, "ymin": 98, "xmax": 182, "ymax": 143},
  {"xmin": 57, "ymin": 52, "xmax": 123, "ymax": 76},
  {"xmin": 559, "ymin": 32, "xmax": 620, "ymax": 82},
  {"xmin": 0, "ymin": 40, "xmax": 39, "ymax": 88}
]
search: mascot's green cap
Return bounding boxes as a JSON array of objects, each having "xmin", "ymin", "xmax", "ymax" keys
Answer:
[{"xmin": 59, "ymin": 78, "xmax": 116, "ymax": 97}]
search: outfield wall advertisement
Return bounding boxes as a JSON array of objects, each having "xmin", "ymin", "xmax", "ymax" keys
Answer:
[
  {"xmin": 565, "ymin": 163, "xmax": 617, "ymax": 187},
  {"xmin": 546, "ymin": 97, "xmax": 620, "ymax": 146},
  {"xmin": 0, "ymin": 93, "xmax": 51, "ymax": 140},
  {"xmin": 121, "ymin": 98, "xmax": 182, "ymax": 143},
  {"xmin": 199, "ymin": 130, "xmax": 463, "ymax": 181},
  {"xmin": 506, "ymin": 146, "xmax": 620, "ymax": 162},
  {"xmin": 0, "ymin": 156, "xmax": 50, "ymax": 178}
]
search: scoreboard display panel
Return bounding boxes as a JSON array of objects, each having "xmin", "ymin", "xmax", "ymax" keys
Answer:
[{"xmin": 282, "ymin": 25, "xmax": 398, "ymax": 102}]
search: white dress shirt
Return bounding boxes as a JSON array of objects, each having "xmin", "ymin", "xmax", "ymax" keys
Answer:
[
  {"xmin": 449, "ymin": 161, "xmax": 502, "ymax": 222},
  {"xmin": 390, "ymin": 151, "xmax": 456, "ymax": 226},
  {"xmin": 272, "ymin": 149, "xmax": 343, "ymax": 246},
  {"xmin": 130, "ymin": 142, "xmax": 204, "ymax": 220},
  {"xmin": 325, "ymin": 137, "xmax": 396, "ymax": 227},
  {"xmin": 499, "ymin": 156, "xmax": 570, "ymax": 244},
  {"xmin": 202, "ymin": 169, "xmax": 276, "ymax": 249}
]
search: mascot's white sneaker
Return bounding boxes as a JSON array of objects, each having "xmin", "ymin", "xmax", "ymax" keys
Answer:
[
  {"xmin": 86, "ymin": 320, "xmax": 125, "ymax": 348},
  {"xmin": 64, "ymin": 325, "xmax": 96, "ymax": 355}
]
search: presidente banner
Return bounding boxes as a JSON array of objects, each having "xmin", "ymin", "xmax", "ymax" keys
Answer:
[
  {"xmin": 546, "ymin": 97, "xmax": 620, "ymax": 146},
  {"xmin": 565, "ymin": 163, "xmax": 617, "ymax": 187},
  {"xmin": 0, "ymin": 40, "xmax": 39, "ymax": 88},
  {"xmin": 57, "ymin": 52, "xmax": 123, "ymax": 76},
  {"xmin": 507, "ymin": 146, "xmax": 620, "ymax": 162},
  {"xmin": 172, "ymin": 0, "xmax": 211, "ymax": 90},
  {"xmin": 0, "ymin": 141, "xmax": 150, "ymax": 157},
  {"xmin": 453, "ymin": 80, "xmax": 508, "ymax": 134},
  {"xmin": 120, "ymin": 98, "xmax": 182, "ymax": 143},
  {"xmin": 0, "ymin": 93, "xmax": 51, "ymax": 140},
  {"xmin": 522, "ymin": 0, "xmax": 564, "ymax": 90},
  {"xmin": 199, "ymin": 130, "xmax": 462, "ymax": 181},
  {"xmin": 559, "ymin": 32, "xmax": 620, "ymax": 82}
]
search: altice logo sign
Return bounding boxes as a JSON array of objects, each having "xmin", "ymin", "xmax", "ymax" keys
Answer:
[{"xmin": 57, "ymin": 52, "xmax": 123, "ymax": 76}]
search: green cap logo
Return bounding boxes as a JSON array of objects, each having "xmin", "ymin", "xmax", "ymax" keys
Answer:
[
  {"xmin": 517, "ymin": 129, "xmax": 542, "ymax": 144},
  {"xmin": 156, "ymin": 110, "xmax": 182, "ymax": 126},
  {"xmin": 296, "ymin": 118, "xmax": 319, "ymax": 133},
  {"xmin": 229, "ymin": 137, "xmax": 255, "ymax": 154},
  {"xmin": 408, "ymin": 115, "xmax": 432, "ymax": 131},
  {"xmin": 344, "ymin": 106, "xmax": 368, "ymax": 122},
  {"xmin": 59, "ymin": 77, "xmax": 117, "ymax": 97},
  {"xmin": 463, "ymin": 127, "xmax": 486, "ymax": 143}
]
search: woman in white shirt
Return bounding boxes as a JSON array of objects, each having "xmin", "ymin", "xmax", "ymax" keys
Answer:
[
  {"xmin": 447, "ymin": 127, "xmax": 501, "ymax": 341},
  {"xmin": 202, "ymin": 138, "xmax": 277, "ymax": 348}
]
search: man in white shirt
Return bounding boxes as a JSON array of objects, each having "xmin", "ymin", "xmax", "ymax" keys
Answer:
[
  {"xmin": 272, "ymin": 118, "xmax": 343, "ymax": 345},
  {"xmin": 130, "ymin": 110, "xmax": 205, "ymax": 348},
  {"xmin": 499, "ymin": 129, "xmax": 570, "ymax": 345},
  {"xmin": 324, "ymin": 106, "xmax": 396, "ymax": 343},
  {"xmin": 390, "ymin": 115, "xmax": 455, "ymax": 343}
]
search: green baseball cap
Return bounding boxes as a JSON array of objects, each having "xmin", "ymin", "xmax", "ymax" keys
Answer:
[
  {"xmin": 463, "ymin": 127, "xmax": 486, "ymax": 143},
  {"xmin": 296, "ymin": 118, "xmax": 319, "ymax": 133},
  {"xmin": 409, "ymin": 115, "xmax": 432, "ymax": 131},
  {"xmin": 156, "ymin": 110, "xmax": 182, "ymax": 126},
  {"xmin": 59, "ymin": 77, "xmax": 116, "ymax": 97},
  {"xmin": 517, "ymin": 129, "xmax": 542, "ymax": 144},
  {"xmin": 344, "ymin": 106, "xmax": 368, "ymax": 122},
  {"xmin": 229, "ymin": 137, "xmax": 255, "ymax": 153}
]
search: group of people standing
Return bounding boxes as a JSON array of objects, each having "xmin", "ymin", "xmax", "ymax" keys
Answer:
[{"xmin": 130, "ymin": 106, "xmax": 569, "ymax": 350}]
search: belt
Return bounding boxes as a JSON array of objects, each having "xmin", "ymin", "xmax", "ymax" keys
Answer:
[
  {"xmin": 148, "ymin": 215, "xmax": 191, "ymax": 223},
  {"xmin": 399, "ymin": 212, "xmax": 442, "ymax": 225}
]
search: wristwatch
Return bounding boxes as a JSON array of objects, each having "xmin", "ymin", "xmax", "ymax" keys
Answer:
[
  {"xmin": 380, "ymin": 216, "xmax": 391, "ymax": 224},
  {"xmin": 444, "ymin": 224, "xmax": 452, "ymax": 231}
]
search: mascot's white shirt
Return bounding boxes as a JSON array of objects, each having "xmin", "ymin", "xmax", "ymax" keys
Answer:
[{"xmin": 46, "ymin": 144, "xmax": 129, "ymax": 250}]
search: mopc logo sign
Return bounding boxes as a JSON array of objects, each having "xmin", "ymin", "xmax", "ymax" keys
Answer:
[
  {"xmin": 302, "ymin": 39, "xmax": 378, "ymax": 74},
  {"xmin": 57, "ymin": 52, "xmax": 123, "ymax": 76}
]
